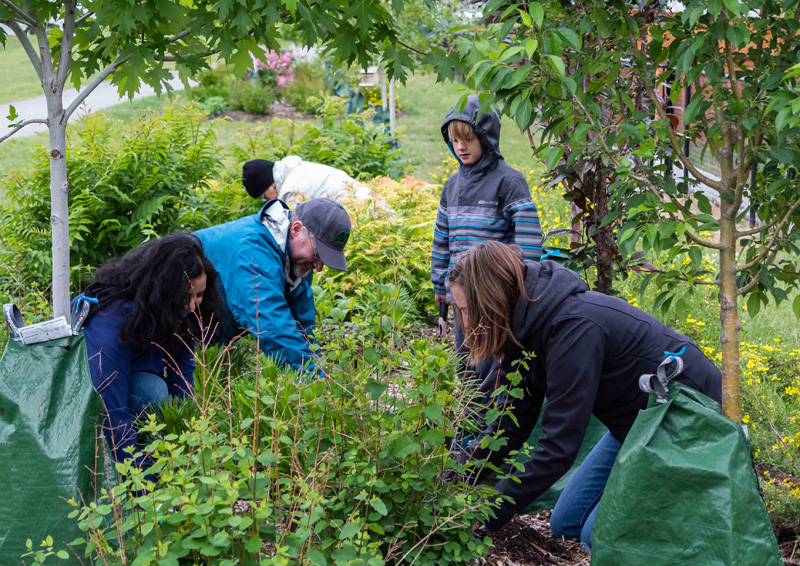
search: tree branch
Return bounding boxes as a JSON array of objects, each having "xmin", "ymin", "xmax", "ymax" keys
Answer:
[
  {"xmin": 7, "ymin": 19, "xmax": 43, "ymax": 83},
  {"xmin": 63, "ymin": 54, "xmax": 131, "ymax": 120},
  {"xmin": 56, "ymin": 0, "xmax": 78, "ymax": 89},
  {"xmin": 735, "ymin": 193, "xmax": 800, "ymax": 272},
  {"xmin": 570, "ymin": 92, "xmax": 722, "ymax": 250},
  {"xmin": 32, "ymin": 17, "xmax": 57, "ymax": 95},
  {"xmin": 75, "ymin": 10, "xmax": 94, "ymax": 25},
  {"xmin": 0, "ymin": 0, "xmax": 36, "ymax": 26},
  {"xmin": 737, "ymin": 246, "xmax": 780, "ymax": 296},
  {"xmin": 0, "ymin": 118, "xmax": 47, "ymax": 143},
  {"xmin": 396, "ymin": 39, "xmax": 426, "ymax": 56}
]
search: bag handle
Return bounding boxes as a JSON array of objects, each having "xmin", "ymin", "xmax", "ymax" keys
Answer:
[
  {"xmin": 639, "ymin": 351, "xmax": 685, "ymax": 403},
  {"xmin": 3, "ymin": 304, "xmax": 25, "ymax": 342}
]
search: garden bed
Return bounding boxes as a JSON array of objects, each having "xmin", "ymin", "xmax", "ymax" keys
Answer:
[{"xmin": 212, "ymin": 101, "xmax": 313, "ymax": 122}]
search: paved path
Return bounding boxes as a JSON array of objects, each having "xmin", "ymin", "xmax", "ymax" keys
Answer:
[{"xmin": 1, "ymin": 76, "xmax": 192, "ymax": 139}]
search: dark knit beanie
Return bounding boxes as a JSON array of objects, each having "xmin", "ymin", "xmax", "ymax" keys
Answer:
[{"xmin": 242, "ymin": 159, "xmax": 275, "ymax": 199}]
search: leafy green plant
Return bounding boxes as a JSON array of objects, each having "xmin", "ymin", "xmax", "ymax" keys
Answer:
[
  {"xmin": 0, "ymin": 106, "xmax": 218, "ymax": 292},
  {"xmin": 62, "ymin": 331, "xmax": 496, "ymax": 566},
  {"xmin": 297, "ymin": 97, "xmax": 408, "ymax": 179},
  {"xmin": 196, "ymin": 95, "xmax": 228, "ymax": 117},
  {"xmin": 285, "ymin": 63, "xmax": 325, "ymax": 114},
  {"xmin": 229, "ymin": 81, "xmax": 274, "ymax": 115}
]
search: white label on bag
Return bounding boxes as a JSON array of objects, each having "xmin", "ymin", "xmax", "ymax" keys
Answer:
[{"xmin": 19, "ymin": 317, "xmax": 73, "ymax": 345}]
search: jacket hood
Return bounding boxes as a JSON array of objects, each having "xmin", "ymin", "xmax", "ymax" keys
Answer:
[
  {"xmin": 441, "ymin": 95, "xmax": 502, "ymax": 172},
  {"xmin": 511, "ymin": 260, "xmax": 589, "ymax": 349},
  {"xmin": 272, "ymin": 155, "xmax": 303, "ymax": 190}
]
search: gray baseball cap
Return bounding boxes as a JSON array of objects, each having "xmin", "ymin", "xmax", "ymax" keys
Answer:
[{"xmin": 294, "ymin": 198, "xmax": 352, "ymax": 272}]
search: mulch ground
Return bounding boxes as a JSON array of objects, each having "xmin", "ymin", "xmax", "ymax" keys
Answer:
[
  {"xmin": 480, "ymin": 512, "xmax": 590, "ymax": 566},
  {"xmin": 211, "ymin": 101, "xmax": 313, "ymax": 122}
]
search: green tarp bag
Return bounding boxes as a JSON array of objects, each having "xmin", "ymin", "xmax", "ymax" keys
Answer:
[
  {"xmin": 0, "ymin": 304, "xmax": 105, "ymax": 564},
  {"xmin": 592, "ymin": 356, "xmax": 782, "ymax": 566}
]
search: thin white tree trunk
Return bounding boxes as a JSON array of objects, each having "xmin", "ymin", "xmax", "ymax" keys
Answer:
[{"xmin": 45, "ymin": 94, "xmax": 71, "ymax": 320}]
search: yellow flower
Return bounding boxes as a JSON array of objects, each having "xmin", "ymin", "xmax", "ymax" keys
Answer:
[{"xmin": 742, "ymin": 414, "xmax": 750, "ymax": 424}]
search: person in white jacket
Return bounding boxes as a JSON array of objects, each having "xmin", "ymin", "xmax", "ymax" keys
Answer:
[{"xmin": 242, "ymin": 157, "xmax": 372, "ymax": 206}]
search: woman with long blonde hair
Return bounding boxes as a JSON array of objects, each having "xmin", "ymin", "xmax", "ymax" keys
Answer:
[{"xmin": 448, "ymin": 241, "xmax": 721, "ymax": 550}]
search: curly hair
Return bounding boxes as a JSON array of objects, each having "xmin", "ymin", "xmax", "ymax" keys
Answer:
[{"xmin": 83, "ymin": 233, "xmax": 225, "ymax": 352}]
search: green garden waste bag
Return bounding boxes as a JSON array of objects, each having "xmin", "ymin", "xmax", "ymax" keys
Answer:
[
  {"xmin": 0, "ymin": 331, "xmax": 105, "ymax": 564},
  {"xmin": 592, "ymin": 356, "xmax": 782, "ymax": 566}
]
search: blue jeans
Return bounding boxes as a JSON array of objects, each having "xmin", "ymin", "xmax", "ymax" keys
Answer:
[
  {"xmin": 129, "ymin": 371, "xmax": 169, "ymax": 418},
  {"xmin": 550, "ymin": 431, "xmax": 622, "ymax": 551}
]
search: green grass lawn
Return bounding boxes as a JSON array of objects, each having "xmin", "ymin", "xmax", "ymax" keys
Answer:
[
  {"xmin": 396, "ymin": 73, "xmax": 539, "ymax": 180},
  {"xmin": 0, "ymin": 35, "xmax": 44, "ymax": 104}
]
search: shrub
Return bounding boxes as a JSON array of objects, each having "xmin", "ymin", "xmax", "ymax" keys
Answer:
[
  {"xmin": 196, "ymin": 95, "xmax": 228, "ymax": 117},
  {"xmin": 229, "ymin": 81, "xmax": 273, "ymax": 115},
  {"xmin": 62, "ymin": 329, "xmax": 496, "ymax": 566},
  {"xmin": 188, "ymin": 67, "xmax": 232, "ymax": 104},
  {"xmin": 0, "ymin": 106, "xmax": 218, "ymax": 291},
  {"xmin": 251, "ymin": 49, "xmax": 295, "ymax": 89},
  {"xmin": 296, "ymin": 97, "xmax": 409, "ymax": 179},
  {"xmin": 285, "ymin": 62, "xmax": 324, "ymax": 114}
]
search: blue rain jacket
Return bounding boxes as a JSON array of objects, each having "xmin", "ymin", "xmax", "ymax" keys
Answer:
[{"xmin": 195, "ymin": 200, "xmax": 317, "ymax": 374}]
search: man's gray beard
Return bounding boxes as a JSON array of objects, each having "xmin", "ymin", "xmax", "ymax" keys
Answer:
[{"xmin": 290, "ymin": 262, "xmax": 308, "ymax": 281}]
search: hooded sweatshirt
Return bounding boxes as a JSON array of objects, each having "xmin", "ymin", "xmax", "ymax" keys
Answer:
[
  {"xmin": 431, "ymin": 96, "xmax": 543, "ymax": 296},
  {"xmin": 466, "ymin": 261, "xmax": 722, "ymax": 531}
]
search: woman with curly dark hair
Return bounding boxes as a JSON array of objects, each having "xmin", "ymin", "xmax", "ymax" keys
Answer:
[{"xmin": 76, "ymin": 233, "xmax": 224, "ymax": 467}]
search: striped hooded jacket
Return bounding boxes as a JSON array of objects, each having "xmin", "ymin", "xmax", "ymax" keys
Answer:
[{"xmin": 431, "ymin": 96, "xmax": 543, "ymax": 296}]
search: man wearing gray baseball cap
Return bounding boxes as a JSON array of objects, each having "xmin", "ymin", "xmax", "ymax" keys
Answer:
[{"xmin": 195, "ymin": 197, "xmax": 351, "ymax": 376}]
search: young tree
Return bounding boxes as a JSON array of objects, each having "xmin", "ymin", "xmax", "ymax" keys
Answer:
[
  {"xmin": 0, "ymin": 0, "xmax": 414, "ymax": 320},
  {"xmin": 434, "ymin": 0, "xmax": 800, "ymax": 420}
]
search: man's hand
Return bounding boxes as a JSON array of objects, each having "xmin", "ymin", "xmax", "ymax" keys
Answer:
[{"xmin": 435, "ymin": 293, "xmax": 447, "ymax": 308}]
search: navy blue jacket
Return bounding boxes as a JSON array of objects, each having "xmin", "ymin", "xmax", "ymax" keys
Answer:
[
  {"xmin": 82, "ymin": 299, "xmax": 195, "ymax": 466},
  {"xmin": 464, "ymin": 261, "xmax": 723, "ymax": 530}
]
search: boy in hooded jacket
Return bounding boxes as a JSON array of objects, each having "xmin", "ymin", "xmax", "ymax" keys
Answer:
[{"xmin": 431, "ymin": 96, "xmax": 543, "ymax": 380}]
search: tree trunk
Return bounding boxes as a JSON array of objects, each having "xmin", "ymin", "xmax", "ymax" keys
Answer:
[
  {"xmin": 46, "ymin": 95, "xmax": 71, "ymax": 320},
  {"xmin": 593, "ymin": 167, "xmax": 614, "ymax": 294},
  {"xmin": 718, "ymin": 183, "xmax": 741, "ymax": 421}
]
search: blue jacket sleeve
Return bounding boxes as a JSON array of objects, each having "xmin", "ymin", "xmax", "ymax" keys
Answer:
[
  {"xmin": 84, "ymin": 308, "xmax": 143, "ymax": 467},
  {"xmin": 500, "ymin": 174, "xmax": 543, "ymax": 261},
  {"xmin": 431, "ymin": 185, "xmax": 451, "ymax": 295},
  {"xmin": 226, "ymin": 238, "xmax": 317, "ymax": 374}
]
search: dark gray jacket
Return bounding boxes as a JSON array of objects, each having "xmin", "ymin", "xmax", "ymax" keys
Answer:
[
  {"xmin": 466, "ymin": 261, "xmax": 722, "ymax": 531},
  {"xmin": 431, "ymin": 96, "xmax": 543, "ymax": 296}
]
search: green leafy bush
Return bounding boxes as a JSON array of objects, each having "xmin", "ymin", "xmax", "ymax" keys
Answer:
[
  {"xmin": 296, "ymin": 97, "xmax": 408, "ymax": 179},
  {"xmin": 0, "ymin": 106, "xmax": 218, "ymax": 291},
  {"xmin": 285, "ymin": 63, "xmax": 324, "ymax": 114},
  {"xmin": 229, "ymin": 81, "xmax": 274, "ymax": 115},
  {"xmin": 63, "ymin": 329, "xmax": 496, "ymax": 566},
  {"xmin": 196, "ymin": 95, "xmax": 228, "ymax": 117},
  {"xmin": 188, "ymin": 67, "xmax": 232, "ymax": 103}
]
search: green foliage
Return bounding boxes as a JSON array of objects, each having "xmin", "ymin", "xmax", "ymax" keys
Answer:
[
  {"xmin": 285, "ymin": 63, "xmax": 325, "ymax": 114},
  {"xmin": 0, "ymin": 106, "xmax": 218, "ymax": 290},
  {"xmin": 296, "ymin": 97, "xmax": 408, "ymax": 179},
  {"xmin": 196, "ymin": 95, "xmax": 228, "ymax": 117},
  {"xmin": 314, "ymin": 177, "xmax": 438, "ymax": 324},
  {"xmin": 228, "ymin": 80, "xmax": 274, "ymax": 115},
  {"xmin": 63, "ymin": 328, "xmax": 496, "ymax": 566}
]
